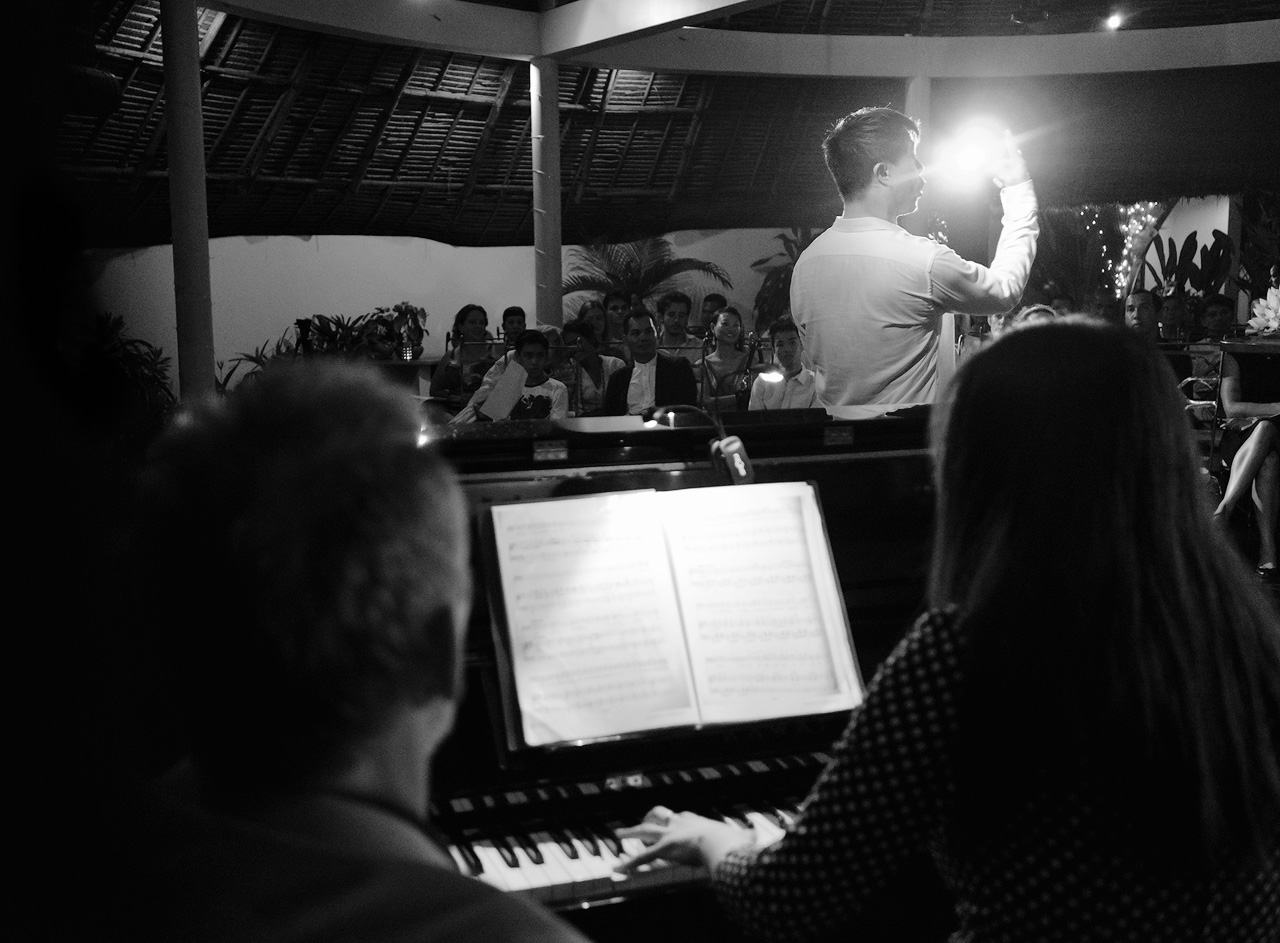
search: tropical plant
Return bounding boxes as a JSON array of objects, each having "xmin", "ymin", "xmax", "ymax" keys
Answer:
[
  {"xmin": 1232, "ymin": 190, "xmax": 1279, "ymax": 301},
  {"xmin": 86, "ymin": 311, "xmax": 178, "ymax": 455},
  {"xmin": 227, "ymin": 302, "xmax": 430, "ymax": 384},
  {"xmin": 750, "ymin": 227, "xmax": 816, "ymax": 337},
  {"xmin": 1026, "ymin": 205, "xmax": 1124, "ymax": 311},
  {"xmin": 562, "ymin": 237, "xmax": 731, "ymax": 306}
]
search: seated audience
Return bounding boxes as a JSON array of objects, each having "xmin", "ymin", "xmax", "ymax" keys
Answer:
[
  {"xmin": 603, "ymin": 311, "xmax": 697, "ymax": 416},
  {"xmin": 111, "ymin": 363, "xmax": 589, "ymax": 943},
  {"xmin": 696, "ymin": 306, "xmax": 751, "ymax": 414},
  {"xmin": 557, "ymin": 318, "xmax": 625, "ymax": 417},
  {"xmin": 1214, "ymin": 349, "xmax": 1280, "ymax": 579},
  {"xmin": 429, "ymin": 303, "xmax": 499, "ymax": 413},
  {"xmin": 453, "ymin": 329, "xmax": 568, "ymax": 422},
  {"xmin": 749, "ymin": 317, "xmax": 818, "ymax": 410},
  {"xmin": 656, "ymin": 290, "xmax": 702, "ymax": 363},
  {"xmin": 618, "ymin": 320, "xmax": 1280, "ymax": 942}
]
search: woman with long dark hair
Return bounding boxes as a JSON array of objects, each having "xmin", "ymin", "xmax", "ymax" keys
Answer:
[
  {"xmin": 429, "ymin": 303, "xmax": 498, "ymax": 413},
  {"xmin": 619, "ymin": 320, "xmax": 1280, "ymax": 941}
]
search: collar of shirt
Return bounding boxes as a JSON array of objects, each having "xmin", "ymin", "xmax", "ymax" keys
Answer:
[
  {"xmin": 627, "ymin": 356, "xmax": 658, "ymax": 414},
  {"xmin": 831, "ymin": 216, "xmax": 904, "ymax": 234}
]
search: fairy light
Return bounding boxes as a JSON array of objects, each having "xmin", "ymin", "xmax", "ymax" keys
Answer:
[{"xmin": 1114, "ymin": 201, "xmax": 1160, "ymax": 299}]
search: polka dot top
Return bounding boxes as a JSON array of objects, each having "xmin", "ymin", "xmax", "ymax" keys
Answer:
[{"xmin": 714, "ymin": 608, "xmax": 1280, "ymax": 942}]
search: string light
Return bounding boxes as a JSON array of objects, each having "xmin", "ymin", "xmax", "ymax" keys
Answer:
[{"xmin": 1114, "ymin": 201, "xmax": 1161, "ymax": 299}]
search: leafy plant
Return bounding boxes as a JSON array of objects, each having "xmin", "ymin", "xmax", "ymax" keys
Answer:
[
  {"xmin": 1026, "ymin": 205, "xmax": 1124, "ymax": 311},
  {"xmin": 227, "ymin": 302, "xmax": 430, "ymax": 384},
  {"xmin": 1232, "ymin": 190, "xmax": 1279, "ymax": 301},
  {"xmin": 85, "ymin": 311, "xmax": 178, "ymax": 455},
  {"xmin": 750, "ymin": 227, "xmax": 816, "ymax": 337},
  {"xmin": 562, "ymin": 237, "xmax": 731, "ymax": 305}
]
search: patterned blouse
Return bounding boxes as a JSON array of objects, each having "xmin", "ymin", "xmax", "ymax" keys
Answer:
[{"xmin": 714, "ymin": 609, "xmax": 1280, "ymax": 942}]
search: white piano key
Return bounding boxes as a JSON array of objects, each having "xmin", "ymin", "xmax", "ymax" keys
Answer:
[
  {"xmin": 508, "ymin": 841, "xmax": 557, "ymax": 902},
  {"xmin": 473, "ymin": 840, "xmax": 530, "ymax": 892}
]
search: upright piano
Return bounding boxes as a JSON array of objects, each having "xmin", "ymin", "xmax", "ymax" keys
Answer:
[{"xmin": 427, "ymin": 408, "xmax": 955, "ymax": 942}]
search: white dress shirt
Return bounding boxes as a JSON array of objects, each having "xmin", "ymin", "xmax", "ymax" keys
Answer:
[
  {"xmin": 626, "ymin": 357, "xmax": 658, "ymax": 415},
  {"xmin": 791, "ymin": 181, "xmax": 1038, "ymax": 406}
]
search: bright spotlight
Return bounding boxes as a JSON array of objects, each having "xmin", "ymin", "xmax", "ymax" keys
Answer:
[
  {"xmin": 1106, "ymin": 13, "xmax": 1122, "ymax": 29},
  {"xmin": 929, "ymin": 118, "xmax": 1005, "ymax": 192}
]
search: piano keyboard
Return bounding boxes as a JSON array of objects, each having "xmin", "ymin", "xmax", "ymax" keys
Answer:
[{"xmin": 433, "ymin": 751, "xmax": 829, "ymax": 907}]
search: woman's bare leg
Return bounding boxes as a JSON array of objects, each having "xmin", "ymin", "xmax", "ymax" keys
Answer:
[
  {"xmin": 1215, "ymin": 421, "xmax": 1279, "ymax": 519},
  {"xmin": 1252, "ymin": 449, "xmax": 1278, "ymax": 569}
]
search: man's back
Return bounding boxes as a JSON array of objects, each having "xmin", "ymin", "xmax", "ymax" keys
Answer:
[
  {"xmin": 792, "ymin": 218, "xmax": 947, "ymax": 406},
  {"xmin": 96, "ymin": 783, "xmax": 590, "ymax": 943}
]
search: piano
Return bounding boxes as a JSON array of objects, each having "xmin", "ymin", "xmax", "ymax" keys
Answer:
[{"xmin": 427, "ymin": 408, "xmax": 956, "ymax": 942}]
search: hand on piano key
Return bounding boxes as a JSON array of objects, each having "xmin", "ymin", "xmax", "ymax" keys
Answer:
[{"xmin": 614, "ymin": 805, "xmax": 758, "ymax": 875}]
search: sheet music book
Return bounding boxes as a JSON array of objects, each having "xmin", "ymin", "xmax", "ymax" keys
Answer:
[{"xmin": 487, "ymin": 481, "xmax": 864, "ymax": 749}]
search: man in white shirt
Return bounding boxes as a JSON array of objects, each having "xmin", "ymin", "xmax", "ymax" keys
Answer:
[
  {"xmin": 749, "ymin": 317, "xmax": 818, "ymax": 411},
  {"xmin": 657, "ymin": 290, "xmax": 704, "ymax": 363},
  {"xmin": 791, "ymin": 106, "xmax": 1038, "ymax": 407}
]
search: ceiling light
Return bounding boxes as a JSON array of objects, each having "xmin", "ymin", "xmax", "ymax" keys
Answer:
[{"xmin": 1106, "ymin": 13, "xmax": 1123, "ymax": 30}]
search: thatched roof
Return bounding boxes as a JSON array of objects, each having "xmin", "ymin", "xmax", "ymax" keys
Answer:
[{"xmin": 54, "ymin": 1, "xmax": 1280, "ymax": 248}]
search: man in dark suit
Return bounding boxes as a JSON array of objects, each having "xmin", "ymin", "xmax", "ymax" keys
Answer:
[
  {"xmin": 603, "ymin": 311, "xmax": 698, "ymax": 415},
  {"xmin": 105, "ymin": 364, "xmax": 589, "ymax": 943}
]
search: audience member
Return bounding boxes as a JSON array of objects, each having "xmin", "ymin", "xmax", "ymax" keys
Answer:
[
  {"xmin": 696, "ymin": 306, "xmax": 751, "ymax": 414},
  {"xmin": 577, "ymin": 298, "xmax": 607, "ymax": 345},
  {"xmin": 1125, "ymin": 290, "xmax": 1160, "ymax": 342},
  {"xmin": 501, "ymin": 306, "xmax": 527, "ymax": 348},
  {"xmin": 110, "ymin": 363, "xmax": 589, "ymax": 943},
  {"xmin": 602, "ymin": 311, "xmax": 697, "ymax": 416},
  {"xmin": 618, "ymin": 320, "xmax": 1280, "ymax": 941},
  {"xmin": 429, "ymin": 303, "xmax": 499, "ymax": 413},
  {"xmin": 791, "ymin": 107, "xmax": 1037, "ymax": 407},
  {"xmin": 697, "ymin": 292, "xmax": 728, "ymax": 335},
  {"xmin": 453, "ymin": 329, "xmax": 568, "ymax": 422},
  {"xmin": 1214, "ymin": 350, "xmax": 1280, "ymax": 579},
  {"xmin": 557, "ymin": 318, "xmax": 626, "ymax": 417},
  {"xmin": 749, "ymin": 317, "xmax": 818, "ymax": 410},
  {"xmin": 600, "ymin": 290, "xmax": 630, "ymax": 359},
  {"xmin": 989, "ymin": 302, "xmax": 1060, "ymax": 339},
  {"xmin": 656, "ymin": 290, "xmax": 702, "ymax": 362},
  {"xmin": 1202, "ymin": 293, "xmax": 1236, "ymax": 339}
]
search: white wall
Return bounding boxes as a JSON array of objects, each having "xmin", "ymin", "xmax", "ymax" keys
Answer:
[
  {"xmin": 1141, "ymin": 195, "xmax": 1230, "ymax": 290},
  {"xmin": 88, "ymin": 228, "xmax": 786, "ymax": 392}
]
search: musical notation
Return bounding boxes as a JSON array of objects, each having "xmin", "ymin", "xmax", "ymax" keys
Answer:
[{"xmin": 489, "ymin": 484, "xmax": 863, "ymax": 747}]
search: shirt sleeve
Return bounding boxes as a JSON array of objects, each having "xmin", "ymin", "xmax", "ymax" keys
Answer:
[
  {"xmin": 713, "ymin": 610, "xmax": 965, "ymax": 942},
  {"xmin": 748, "ymin": 375, "xmax": 767, "ymax": 410},
  {"xmin": 929, "ymin": 181, "xmax": 1038, "ymax": 316},
  {"xmin": 549, "ymin": 381, "xmax": 569, "ymax": 420}
]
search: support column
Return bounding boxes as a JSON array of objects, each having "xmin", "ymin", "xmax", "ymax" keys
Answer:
[
  {"xmin": 530, "ymin": 57, "xmax": 563, "ymax": 327},
  {"xmin": 160, "ymin": 0, "xmax": 214, "ymax": 399}
]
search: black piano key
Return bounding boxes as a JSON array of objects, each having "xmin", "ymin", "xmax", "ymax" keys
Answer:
[
  {"xmin": 490, "ymin": 834, "xmax": 520, "ymax": 869},
  {"xmin": 511, "ymin": 830, "xmax": 545, "ymax": 865},
  {"xmin": 547, "ymin": 826, "xmax": 581, "ymax": 859},
  {"xmin": 592, "ymin": 821, "xmax": 625, "ymax": 858},
  {"xmin": 454, "ymin": 835, "xmax": 485, "ymax": 875},
  {"xmin": 565, "ymin": 824, "xmax": 598, "ymax": 856}
]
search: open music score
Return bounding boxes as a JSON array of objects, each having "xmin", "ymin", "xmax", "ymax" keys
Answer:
[{"xmin": 488, "ymin": 482, "xmax": 864, "ymax": 749}]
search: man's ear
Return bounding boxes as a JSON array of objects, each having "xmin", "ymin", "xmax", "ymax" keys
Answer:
[{"xmin": 873, "ymin": 161, "xmax": 891, "ymax": 182}]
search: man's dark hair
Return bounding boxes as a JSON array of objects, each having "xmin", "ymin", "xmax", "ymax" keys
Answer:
[
  {"xmin": 769, "ymin": 317, "xmax": 801, "ymax": 342},
  {"xmin": 134, "ymin": 363, "xmax": 470, "ymax": 800},
  {"xmin": 822, "ymin": 106, "xmax": 920, "ymax": 203},
  {"xmin": 513, "ymin": 328, "xmax": 549, "ymax": 353},
  {"xmin": 624, "ymin": 310, "xmax": 657, "ymax": 334},
  {"xmin": 658, "ymin": 290, "xmax": 692, "ymax": 315},
  {"xmin": 602, "ymin": 290, "xmax": 628, "ymax": 310},
  {"xmin": 702, "ymin": 292, "xmax": 727, "ymax": 310},
  {"xmin": 502, "ymin": 305, "xmax": 526, "ymax": 323}
]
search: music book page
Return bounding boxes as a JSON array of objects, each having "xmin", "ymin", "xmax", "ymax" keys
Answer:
[{"xmin": 489, "ymin": 482, "xmax": 862, "ymax": 748}]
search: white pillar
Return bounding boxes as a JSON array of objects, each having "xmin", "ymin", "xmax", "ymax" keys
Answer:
[
  {"xmin": 160, "ymin": 0, "xmax": 215, "ymax": 398},
  {"xmin": 530, "ymin": 57, "xmax": 563, "ymax": 327}
]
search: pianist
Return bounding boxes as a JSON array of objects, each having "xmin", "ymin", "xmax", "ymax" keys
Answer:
[
  {"xmin": 113, "ymin": 364, "xmax": 589, "ymax": 943},
  {"xmin": 619, "ymin": 321, "xmax": 1280, "ymax": 941}
]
